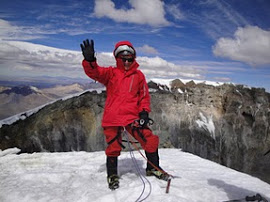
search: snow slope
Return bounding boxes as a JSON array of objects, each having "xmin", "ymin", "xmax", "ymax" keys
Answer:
[{"xmin": 0, "ymin": 148, "xmax": 269, "ymax": 202}]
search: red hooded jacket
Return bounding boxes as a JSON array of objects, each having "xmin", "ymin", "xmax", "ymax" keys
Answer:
[{"xmin": 82, "ymin": 41, "xmax": 151, "ymax": 127}]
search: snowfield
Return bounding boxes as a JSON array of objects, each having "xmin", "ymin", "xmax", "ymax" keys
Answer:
[{"xmin": 0, "ymin": 148, "xmax": 269, "ymax": 202}]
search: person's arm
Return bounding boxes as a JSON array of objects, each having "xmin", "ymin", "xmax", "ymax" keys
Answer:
[
  {"xmin": 81, "ymin": 39, "xmax": 112, "ymax": 85},
  {"xmin": 82, "ymin": 60, "xmax": 112, "ymax": 85}
]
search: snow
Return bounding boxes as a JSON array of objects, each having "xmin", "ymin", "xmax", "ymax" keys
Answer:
[
  {"xmin": 150, "ymin": 78, "xmax": 225, "ymax": 90},
  {"xmin": 151, "ymin": 78, "xmax": 173, "ymax": 89},
  {"xmin": 0, "ymin": 106, "xmax": 42, "ymax": 128},
  {"xmin": 0, "ymin": 147, "xmax": 21, "ymax": 157},
  {"xmin": 30, "ymin": 86, "xmax": 42, "ymax": 93},
  {"xmin": 0, "ymin": 148, "xmax": 269, "ymax": 202},
  {"xmin": 196, "ymin": 112, "xmax": 216, "ymax": 139},
  {"xmin": 177, "ymin": 88, "xmax": 183, "ymax": 94}
]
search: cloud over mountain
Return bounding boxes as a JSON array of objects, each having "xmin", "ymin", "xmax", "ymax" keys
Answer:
[
  {"xmin": 213, "ymin": 26, "xmax": 270, "ymax": 66},
  {"xmin": 0, "ymin": 39, "xmax": 203, "ymax": 81}
]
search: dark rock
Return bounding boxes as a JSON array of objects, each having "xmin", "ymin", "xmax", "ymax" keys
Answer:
[{"xmin": 147, "ymin": 81, "xmax": 159, "ymax": 90}]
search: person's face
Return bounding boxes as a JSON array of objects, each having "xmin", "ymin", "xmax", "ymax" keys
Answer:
[{"xmin": 120, "ymin": 55, "xmax": 134, "ymax": 70}]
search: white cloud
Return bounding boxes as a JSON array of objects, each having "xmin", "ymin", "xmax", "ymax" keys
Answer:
[
  {"xmin": 0, "ymin": 19, "xmax": 27, "ymax": 40},
  {"xmin": 0, "ymin": 19, "xmax": 54, "ymax": 40},
  {"xmin": 166, "ymin": 4, "xmax": 184, "ymax": 21},
  {"xmin": 0, "ymin": 17, "xmax": 97, "ymax": 41},
  {"xmin": 0, "ymin": 18, "xmax": 240, "ymax": 84},
  {"xmin": 213, "ymin": 26, "xmax": 270, "ymax": 66},
  {"xmin": 136, "ymin": 45, "xmax": 159, "ymax": 55},
  {"xmin": 0, "ymin": 20, "xmax": 199, "ymax": 81},
  {"xmin": 183, "ymin": 0, "xmax": 249, "ymax": 40},
  {"xmin": 136, "ymin": 56, "xmax": 203, "ymax": 80},
  {"xmin": 0, "ymin": 39, "xmax": 204, "ymax": 81},
  {"xmin": 94, "ymin": 0, "xmax": 170, "ymax": 27},
  {"xmin": 0, "ymin": 40, "xmax": 84, "ymax": 78},
  {"xmin": 0, "ymin": 19, "xmax": 15, "ymax": 36}
]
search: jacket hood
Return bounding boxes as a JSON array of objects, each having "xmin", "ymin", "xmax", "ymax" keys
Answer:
[{"xmin": 114, "ymin": 41, "xmax": 138, "ymax": 73}]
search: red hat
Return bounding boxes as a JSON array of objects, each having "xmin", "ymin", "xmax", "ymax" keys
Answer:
[{"xmin": 113, "ymin": 41, "xmax": 136, "ymax": 57}]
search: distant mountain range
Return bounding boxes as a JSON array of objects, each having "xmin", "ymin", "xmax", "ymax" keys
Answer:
[
  {"xmin": 0, "ymin": 75, "xmax": 92, "ymax": 88},
  {"xmin": 0, "ymin": 82, "xmax": 104, "ymax": 120}
]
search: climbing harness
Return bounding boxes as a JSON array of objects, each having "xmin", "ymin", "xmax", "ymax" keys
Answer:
[{"xmin": 106, "ymin": 118, "xmax": 153, "ymax": 149}]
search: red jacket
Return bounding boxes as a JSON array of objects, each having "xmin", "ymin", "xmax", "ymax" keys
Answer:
[{"xmin": 82, "ymin": 49, "xmax": 151, "ymax": 127}]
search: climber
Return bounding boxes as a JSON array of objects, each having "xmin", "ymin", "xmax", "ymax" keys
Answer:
[{"xmin": 80, "ymin": 39, "xmax": 169, "ymax": 190}]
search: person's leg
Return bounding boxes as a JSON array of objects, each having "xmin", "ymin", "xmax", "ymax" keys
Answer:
[
  {"xmin": 104, "ymin": 126, "xmax": 122, "ymax": 189},
  {"xmin": 106, "ymin": 156, "xmax": 119, "ymax": 190},
  {"xmin": 106, "ymin": 156, "xmax": 118, "ymax": 177},
  {"xmin": 126, "ymin": 126, "xmax": 158, "ymax": 152},
  {"xmin": 128, "ymin": 126, "xmax": 169, "ymax": 181}
]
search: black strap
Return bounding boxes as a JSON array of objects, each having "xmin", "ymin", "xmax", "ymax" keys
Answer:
[
  {"xmin": 122, "ymin": 140, "xmax": 139, "ymax": 144},
  {"xmin": 264, "ymin": 149, "xmax": 270, "ymax": 156},
  {"xmin": 107, "ymin": 125, "xmax": 151, "ymax": 148},
  {"xmin": 107, "ymin": 127, "xmax": 126, "ymax": 149},
  {"xmin": 132, "ymin": 127, "xmax": 147, "ymax": 143}
]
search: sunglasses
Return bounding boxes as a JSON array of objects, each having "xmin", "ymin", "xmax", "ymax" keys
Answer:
[{"xmin": 121, "ymin": 58, "xmax": 134, "ymax": 63}]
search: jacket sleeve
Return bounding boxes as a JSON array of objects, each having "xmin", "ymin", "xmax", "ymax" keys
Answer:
[
  {"xmin": 138, "ymin": 71, "xmax": 151, "ymax": 113},
  {"xmin": 82, "ymin": 60, "xmax": 112, "ymax": 86}
]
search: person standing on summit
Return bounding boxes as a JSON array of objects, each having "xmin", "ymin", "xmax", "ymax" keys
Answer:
[{"xmin": 80, "ymin": 39, "xmax": 169, "ymax": 190}]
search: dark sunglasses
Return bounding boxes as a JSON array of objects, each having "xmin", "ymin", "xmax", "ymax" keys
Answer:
[{"xmin": 121, "ymin": 58, "xmax": 134, "ymax": 63}]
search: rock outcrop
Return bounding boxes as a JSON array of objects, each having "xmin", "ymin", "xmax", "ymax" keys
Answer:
[{"xmin": 0, "ymin": 80, "xmax": 270, "ymax": 184}]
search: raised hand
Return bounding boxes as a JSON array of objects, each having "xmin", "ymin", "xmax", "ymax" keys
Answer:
[{"xmin": 80, "ymin": 39, "xmax": 96, "ymax": 62}]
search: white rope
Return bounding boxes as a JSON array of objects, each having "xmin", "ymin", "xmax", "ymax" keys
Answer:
[{"xmin": 123, "ymin": 127, "xmax": 152, "ymax": 202}]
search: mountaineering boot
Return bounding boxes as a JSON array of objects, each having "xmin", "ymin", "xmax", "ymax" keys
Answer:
[
  {"xmin": 145, "ymin": 150, "xmax": 170, "ymax": 181},
  {"xmin": 107, "ymin": 174, "xmax": 119, "ymax": 190},
  {"xmin": 106, "ymin": 156, "xmax": 119, "ymax": 190},
  {"xmin": 146, "ymin": 169, "xmax": 170, "ymax": 181}
]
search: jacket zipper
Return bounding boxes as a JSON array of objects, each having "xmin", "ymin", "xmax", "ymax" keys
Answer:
[{"xmin": 129, "ymin": 75, "xmax": 134, "ymax": 92}]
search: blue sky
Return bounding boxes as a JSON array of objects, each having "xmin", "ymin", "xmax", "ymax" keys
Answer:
[{"xmin": 0, "ymin": 0, "xmax": 270, "ymax": 91}]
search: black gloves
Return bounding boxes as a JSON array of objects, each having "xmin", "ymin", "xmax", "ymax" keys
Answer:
[
  {"xmin": 80, "ymin": 39, "xmax": 96, "ymax": 62},
  {"xmin": 139, "ymin": 110, "xmax": 150, "ymax": 128}
]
